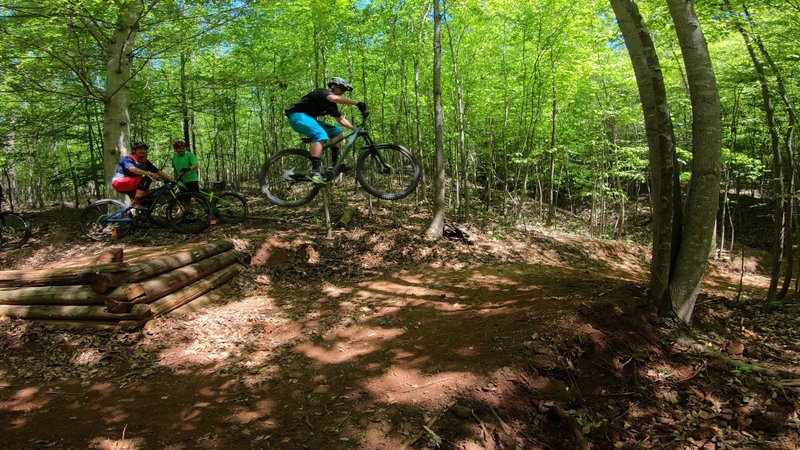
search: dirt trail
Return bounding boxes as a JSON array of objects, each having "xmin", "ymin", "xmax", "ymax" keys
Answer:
[{"xmin": 1, "ymin": 206, "xmax": 798, "ymax": 449}]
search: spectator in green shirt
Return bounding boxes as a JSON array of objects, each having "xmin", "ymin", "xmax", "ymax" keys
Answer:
[{"xmin": 171, "ymin": 140, "xmax": 199, "ymax": 192}]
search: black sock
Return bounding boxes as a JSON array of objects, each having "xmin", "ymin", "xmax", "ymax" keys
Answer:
[{"xmin": 309, "ymin": 156, "xmax": 322, "ymax": 172}]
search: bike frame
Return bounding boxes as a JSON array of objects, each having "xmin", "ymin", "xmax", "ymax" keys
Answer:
[
  {"xmin": 103, "ymin": 181, "xmax": 179, "ymax": 225},
  {"xmin": 316, "ymin": 116, "xmax": 382, "ymax": 178}
]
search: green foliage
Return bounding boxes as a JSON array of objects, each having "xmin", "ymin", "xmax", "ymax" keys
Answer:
[{"xmin": 0, "ymin": 0, "xmax": 796, "ymax": 235}]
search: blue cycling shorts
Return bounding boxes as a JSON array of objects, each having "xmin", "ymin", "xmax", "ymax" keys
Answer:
[{"xmin": 287, "ymin": 112, "xmax": 343, "ymax": 143}]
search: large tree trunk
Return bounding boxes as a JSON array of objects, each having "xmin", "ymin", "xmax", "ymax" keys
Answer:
[
  {"xmin": 102, "ymin": 1, "xmax": 143, "ymax": 197},
  {"xmin": 666, "ymin": 0, "xmax": 722, "ymax": 322},
  {"xmin": 425, "ymin": 0, "xmax": 446, "ymax": 238},
  {"xmin": 609, "ymin": 0, "xmax": 680, "ymax": 314}
]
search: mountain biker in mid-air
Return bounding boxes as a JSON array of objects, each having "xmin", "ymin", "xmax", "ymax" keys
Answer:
[{"xmin": 284, "ymin": 77, "xmax": 369, "ymax": 184}]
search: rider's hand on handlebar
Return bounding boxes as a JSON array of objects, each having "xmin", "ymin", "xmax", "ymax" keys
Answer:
[{"xmin": 357, "ymin": 101, "xmax": 369, "ymax": 114}]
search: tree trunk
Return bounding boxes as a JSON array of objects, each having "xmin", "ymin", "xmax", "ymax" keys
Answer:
[
  {"xmin": 180, "ymin": 51, "xmax": 192, "ymax": 146},
  {"xmin": 609, "ymin": 0, "xmax": 680, "ymax": 314},
  {"xmin": 666, "ymin": 0, "xmax": 722, "ymax": 322},
  {"xmin": 425, "ymin": 0, "xmax": 446, "ymax": 238},
  {"xmin": 102, "ymin": 1, "xmax": 143, "ymax": 197},
  {"xmin": 723, "ymin": 0, "xmax": 784, "ymax": 302}
]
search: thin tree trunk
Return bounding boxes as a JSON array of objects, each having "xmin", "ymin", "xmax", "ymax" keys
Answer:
[
  {"xmin": 723, "ymin": 0, "xmax": 784, "ymax": 302},
  {"xmin": 425, "ymin": 0, "xmax": 445, "ymax": 237}
]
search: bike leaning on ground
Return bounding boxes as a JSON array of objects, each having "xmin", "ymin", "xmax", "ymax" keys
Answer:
[
  {"xmin": 0, "ymin": 199, "xmax": 30, "ymax": 250},
  {"xmin": 258, "ymin": 110, "xmax": 421, "ymax": 207},
  {"xmin": 79, "ymin": 176, "xmax": 212, "ymax": 241}
]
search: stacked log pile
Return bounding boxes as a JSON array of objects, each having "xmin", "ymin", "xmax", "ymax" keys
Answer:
[{"xmin": 0, "ymin": 240, "xmax": 242, "ymax": 329}]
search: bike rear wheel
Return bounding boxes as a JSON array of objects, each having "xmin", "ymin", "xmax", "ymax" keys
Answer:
[
  {"xmin": 0, "ymin": 211, "xmax": 31, "ymax": 250},
  {"xmin": 259, "ymin": 149, "xmax": 321, "ymax": 207},
  {"xmin": 80, "ymin": 199, "xmax": 133, "ymax": 241},
  {"xmin": 213, "ymin": 192, "xmax": 248, "ymax": 224},
  {"xmin": 356, "ymin": 143, "xmax": 420, "ymax": 200},
  {"xmin": 166, "ymin": 192, "xmax": 212, "ymax": 234}
]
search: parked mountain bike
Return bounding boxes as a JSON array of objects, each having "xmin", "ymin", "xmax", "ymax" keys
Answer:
[
  {"xmin": 79, "ymin": 177, "xmax": 212, "ymax": 241},
  {"xmin": 149, "ymin": 180, "xmax": 248, "ymax": 226},
  {"xmin": 0, "ymin": 199, "xmax": 30, "ymax": 250},
  {"xmin": 259, "ymin": 110, "xmax": 420, "ymax": 207}
]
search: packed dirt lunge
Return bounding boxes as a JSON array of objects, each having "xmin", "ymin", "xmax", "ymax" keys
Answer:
[{"xmin": 1, "ymin": 205, "xmax": 799, "ymax": 449}]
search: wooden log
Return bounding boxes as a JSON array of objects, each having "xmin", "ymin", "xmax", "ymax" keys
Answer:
[
  {"xmin": 170, "ymin": 290, "xmax": 225, "ymax": 317},
  {"xmin": 0, "ymin": 263, "xmax": 128, "ymax": 288},
  {"xmin": 96, "ymin": 247, "xmax": 124, "ymax": 264},
  {"xmin": 126, "ymin": 250, "xmax": 238, "ymax": 304},
  {"xmin": 124, "ymin": 239, "xmax": 234, "ymax": 282},
  {"xmin": 0, "ymin": 286, "xmax": 106, "ymax": 306},
  {"xmin": 0, "ymin": 303, "xmax": 151, "ymax": 321},
  {"xmin": 34, "ymin": 320, "xmax": 140, "ymax": 330},
  {"xmin": 147, "ymin": 264, "xmax": 242, "ymax": 318},
  {"xmin": 93, "ymin": 240, "xmax": 234, "ymax": 293}
]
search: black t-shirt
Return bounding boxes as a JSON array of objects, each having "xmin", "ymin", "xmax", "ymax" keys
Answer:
[{"xmin": 285, "ymin": 89, "xmax": 341, "ymax": 119}]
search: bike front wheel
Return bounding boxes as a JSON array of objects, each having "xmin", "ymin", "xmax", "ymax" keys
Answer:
[
  {"xmin": 166, "ymin": 192, "xmax": 212, "ymax": 234},
  {"xmin": 213, "ymin": 192, "xmax": 249, "ymax": 224},
  {"xmin": 356, "ymin": 143, "xmax": 421, "ymax": 200},
  {"xmin": 0, "ymin": 211, "xmax": 31, "ymax": 250},
  {"xmin": 80, "ymin": 199, "xmax": 133, "ymax": 241},
  {"xmin": 259, "ymin": 149, "xmax": 321, "ymax": 207}
]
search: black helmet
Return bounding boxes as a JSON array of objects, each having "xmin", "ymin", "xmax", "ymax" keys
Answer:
[
  {"xmin": 327, "ymin": 77, "xmax": 353, "ymax": 92},
  {"xmin": 132, "ymin": 142, "xmax": 149, "ymax": 151}
]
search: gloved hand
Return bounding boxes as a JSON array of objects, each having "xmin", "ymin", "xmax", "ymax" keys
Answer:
[
  {"xmin": 180, "ymin": 168, "xmax": 189, "ymax": 174},
  {"xmin": 356, "ymin": 102, "xmax": 368, "ymax": 113}
]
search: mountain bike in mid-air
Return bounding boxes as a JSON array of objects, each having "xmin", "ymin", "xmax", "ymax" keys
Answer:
[
  {"xmin": 79, "ymin": 177, "xmax": 212, "ymax": 241},
  {"xmin": 0, "ymin": 199, "xmax": 30, "ymax": 250},
  {"xmin": 258, "ymin": 110, "xmax": 420, "ymax": 207}
]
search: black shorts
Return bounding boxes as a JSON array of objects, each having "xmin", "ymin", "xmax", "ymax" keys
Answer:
[{"xmin": 180, "ymin": 181, "xmax": 200, "ymax": 193}]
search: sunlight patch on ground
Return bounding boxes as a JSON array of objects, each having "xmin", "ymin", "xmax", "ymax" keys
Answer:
[
  {"xmin": 88, "ymin": 436, "xmax": 145, "ymax": 450},
  {"xmin": 72, "ymin": 348, "xmax": 103, "ymax": 366},
  {"xmin": 358, "ymin": 279, "xmax": 454, "ymax": 298},
  {"xmin": 0, "ymin": 387, "xmax": 47, "ymax": 420},
  {"xmin": 296, "ymin": 327, "xmax": 405, "ymax": 364},
  {"xmin": 364, "ymin": 368, "xmax": 480, "ymax": 408},
  {"xmin": 462, "ymin": 272, "xmax": 522, "ymax": 289},
  {"xmin": 321, "ymin": 283, "xmax": 354, "ymax": 298}
]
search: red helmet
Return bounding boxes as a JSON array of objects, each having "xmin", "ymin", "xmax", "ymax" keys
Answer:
[{"xmin": 173, "ymin": 140, "xmax": 188, "ymax": 149}]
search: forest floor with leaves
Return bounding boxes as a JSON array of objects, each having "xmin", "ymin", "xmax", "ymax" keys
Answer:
[{"xmin": 1, "ymin": 193, "xmax": 799, "ymax": 449}]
